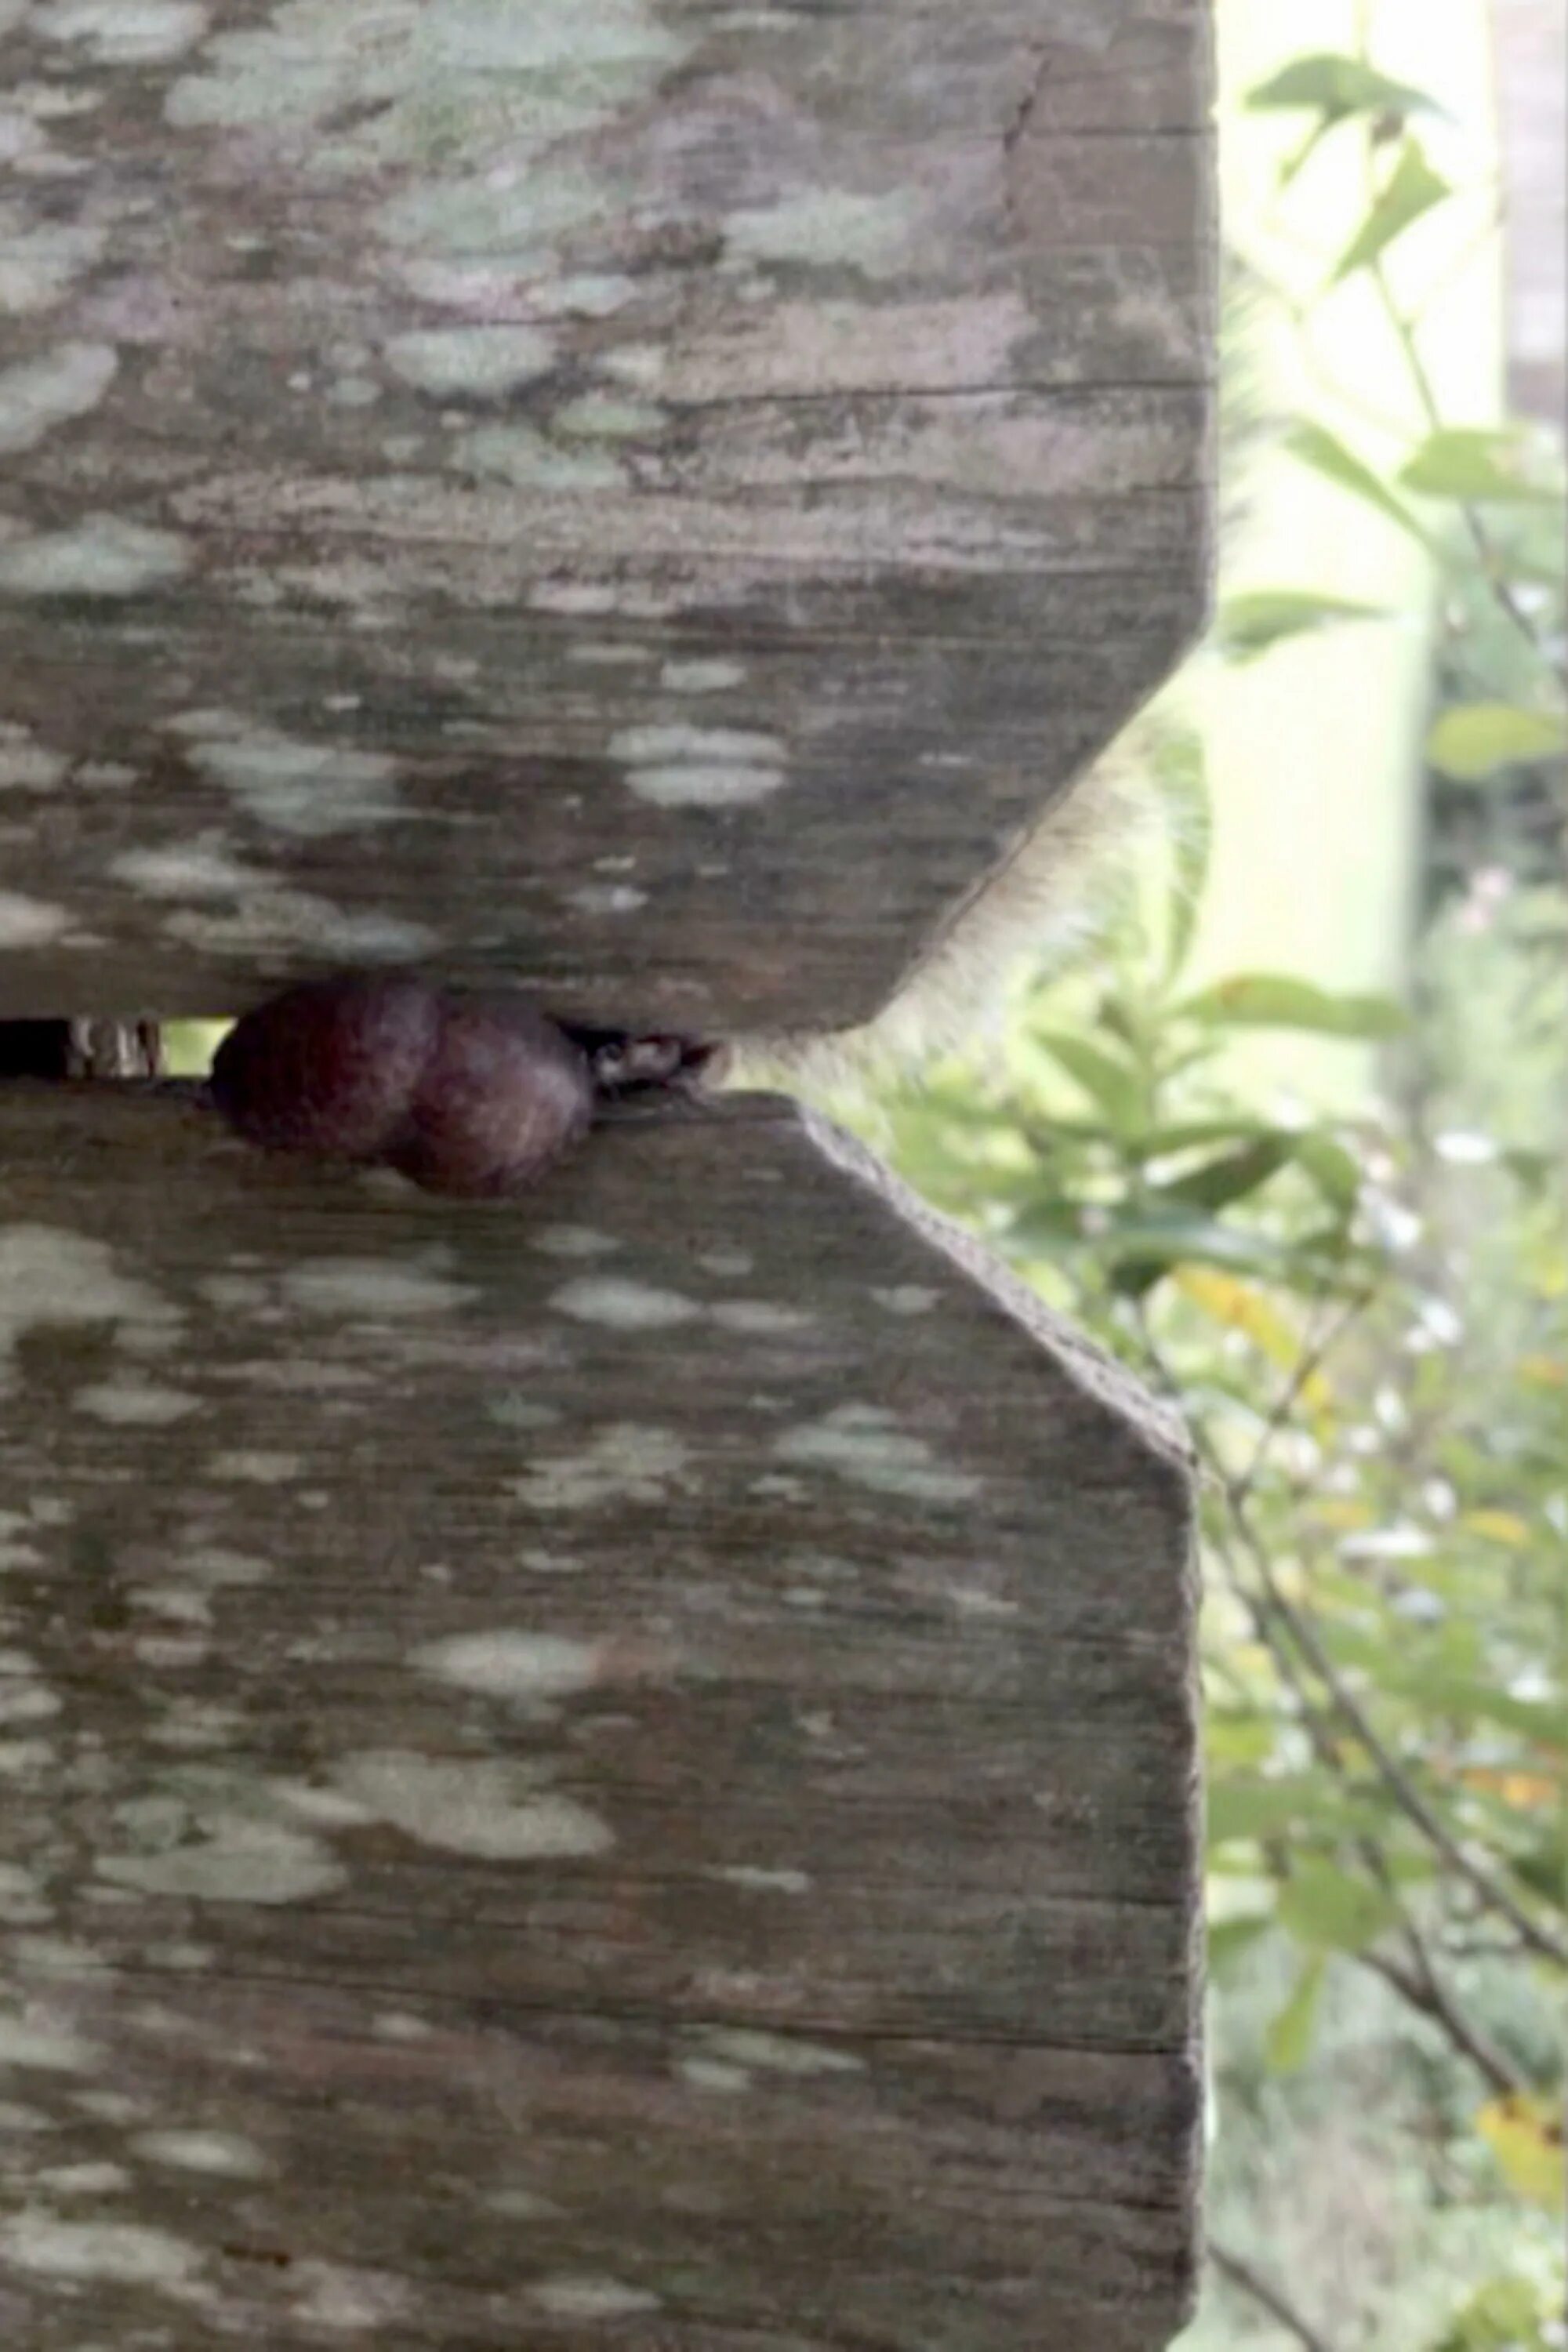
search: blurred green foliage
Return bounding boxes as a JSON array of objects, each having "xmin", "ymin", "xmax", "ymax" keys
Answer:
[{"xmin": 800, "ymin": 24, "xmax": 1566, "ymax": 2352}]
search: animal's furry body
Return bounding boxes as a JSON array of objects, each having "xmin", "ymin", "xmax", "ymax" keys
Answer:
[{"xmin": 725, "ymin": 741, "xmax": 1150, "ymax": 1098}]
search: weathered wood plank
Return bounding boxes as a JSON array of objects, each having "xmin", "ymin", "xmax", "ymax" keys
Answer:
[
  {"xmin": 0, "ymin": 0, "xmax": 1213, "ymax": 1028},
  {"xmin": 0, "ymin": 1083, "xmax": 1200, "ymax": 2348}
]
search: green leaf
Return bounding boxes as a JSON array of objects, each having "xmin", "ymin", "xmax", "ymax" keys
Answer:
[
  {"xmin": 1277, "ymin": 1860, "xmax": 1400, "ymax": 1953},
  {"xmin": 1286, "ymin": 420, "xmax": 1434, "ymax": 549},
  {"xmin": 1207, "ymin": 1915, "xmax": 1275, "ymax": 1978},
  {"xmin": 1426, "ymin": 702, "xmax": 1566, "ymax": 781},
  {"xmin": 1245, "ymin": 54, "xmax": 1446, "ymax": 125},
  {"xmin": 1034, "ymin": 1031, "xmax": 1145, "ymax": 1134},
  {"xmin": 1216, "ymin": 589, "xmax": 1390, "ymax": 660},
  {"xmin": 1290, "ymin": 1131, "xmax": 1365, "ymax": 1211},
  {"xmin": 1207, "ymin": 1772, "xmax": 1352, "ymax": 1843},
  {"xmin": 1400, "ymin": 426, "xmax": 1562, "ymax": 505},
  {"xmin": 1100, "ymin": 1210, "xmax": 1299, "ymax": 1295},
  {"xmin": 1155, "ymin": 1137, "xmax": 1297, "ymax": 1214},
  {"xmin": 1175, "ymin": 973, "xmax": 1407, "ymax": 1039},
  {"xmin": 1333, "ymin": 138, "xmax": 1451, "ymax": 280},
  {"xmin": 1264, "ymin": 1953, "xmax": 1327, "ymax": 2073}
]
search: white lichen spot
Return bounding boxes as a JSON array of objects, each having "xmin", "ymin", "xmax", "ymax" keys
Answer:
[
  {"xmin": 728, "ymin": 188, "xmax": 920, "ymax": 278},
  {"xmin": 512, "ymin": 1425, "xmax": 691, "ymax": 1512},
  {"xmin": 529, "ymin": 1226, "xmax": 621, "ymax": 1261},
  {"xmin": 456, "ymin": 424, "xmax": 623, "ymax": 492},
  {"xmin": 0, "ymin": 2100, "xmax": 56, "ymax": 2137},
  {"xmin": 333, "ymin": 1751, "xmax": 613, "ymax": 1861},
  {"xmin": 282, "ymin": 1259, "xmax": 475, "ymax": 1319},
  {"xmin": 0, "ymin": 341, "xmax": 117, "ymax": 456},
  {"xmin": 532, "ymin": 2277, "xmax": 661, "ymax": 2320},
  {"xmin": 180, "ymin": 1548, "xmax": 270, "ymax": 1588},
  {"xmin": 0, "ymin": 1679, "xmax": 60, "ymax": 1729},
  {"xmin": 549, "ymin": 1278, "xmax": 699, "ymax": 1331},
  {"xmin": 712, "ymin": 1865, "xmax": 811, "ymax": 1895},
  {"xmin": 0, "ymin": 2212, "xmax": 204, "ymax": 2292},
  {"xmin": 289, "ymin": 2259, "xmax": 413, "ymax": 2332},
  {"xmin": 610, "ymin": 724, "xmax": 786, "ymax": 809},
  {"xmin": 111, "ymin": 840, "xmax": 254, "ymax": 900},
  {"xmin": 568, "ymin": 883, "xmax": 647, "ymax": 915},
  {"xmin": 145, "ymin": 1697, "xmax": 248, "ymax": 1751},
  {"xmin": 96, "ymin": 1823, "xmax": 344, "ymax": 1906},
  {"xmin": 659, "ymin": 659, "xmax": 745, "ymax": 694},
  {"xmin": 541, "ymin": 272, "xmax": 637, "ymax": 317},
  {"xmin": 385, "ymin": 326, "xmax": 555, "ymax": 398},
  {"xmin": 0, "ymin": 217, "xmax": 107, "ymax": 314},
  {"xmin": 70, "ymin": 2091, "xmax": 143, "ymax": 2125},
  {"xmin": 0, "ymin": 725, "xmax": 69, "ymax": 792},
  {"xmin": 697, "ymin": 2027, "xmax": 863, "ymax": 2077},
  {"xmin": 0, "ymin": 2013, "xmax": 100, "ymax": 2073},
  {"xmin": 0, "ymin": 1861, "xmax": 51, "ymax": 1925},
  {"xmin": 35, "ymin": 2161, "xmax": 130, "ymax": 2195},
  {"xmin": 481, "ymin": 2183, "xmax": 561, "ymax": 2220},
  {"xmin": 710, "ymin": 1301, "xmax": 812, "ymax": 1337},
  {"xmin": 676, "ymin": 2056, "xmax": 752, "ymax": 2096},
  {"xmin": 949, "ymin": 1586, "xmax": 1020, "ymax": 1621},
  {"xmin": 76, "ymin": 1381, "xmax": 198, "ymax": 1427},
  {"xmin": 698, "ymin": 1248, "xmax": 753, "ymax": 1278},
  {"xmin": 775, "ymin": 1406, "xmax": 981, "ymax": 1504},
  {"xmin": 326, "ymin": 374, "xmax": 381, "ymax": 408},
  {"xmin": 172, "ymin": 716, "xmax": 401, "ymax": 838},
  {"xmin": 0, "ymin": 892, "xmax": 70, "ymax": 948},
  {"xmin": 413, "ymin": 1631, "xmax": 601, "ymax": 1704},
  {"xmin": 554, "ymin": 393, "xmax": 665, "ymax": 438},
  {"xmin": 870, "ymin": 1286, "xmax": 940, "ymax": 1316},
  {"xmin": 0, "ymin": 516, "xmax": 190, "ymax": 598},
  {"xmin": 132, "ymin": 2129, "xmax": 270, "ymax": 2180},
  {"xmin": 0, "ymin": 1227, "xmax": 180, "ymax": 1394},
  {"xmin": 370, "ymin": 2011, "xmax": 433, "ymax": 2043},
  {"xmin": 205, "ymin": 1451, "xmax": 302, "ymax": 1483},
  {"xmin": 32, "ymin": 2, "xmax": 209, "ymax": 64}
]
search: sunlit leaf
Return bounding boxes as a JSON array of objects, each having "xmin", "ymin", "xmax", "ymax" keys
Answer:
[
  {"xmin": 1034, "ymin": 1031, "xmax": 1145, "ymax": 1134},
  {"xmin": 1207, "ymin": 1915, "xmax": 1274, "ymax": 1976},
  {"xmin": 1457, "ymin": 1509, "xmax": 1533, "ymax": 1547},
  {"xmin": 1216, "ymin": 589, "xmax": 1390, "ymax": 660},
  {"xmin": 1287, "ymin": 420, "xmax": 1435, "ymax": 548},
  {"xmin": 1245, "ymin": 54, "xmax": 1446, "ymax": 125},
  {"xmin": 1400, "ymin": 426, "xmax": 1562, "ymax": 505},
  {"xmin": 1475, "ymin": 2094, "xmax": 1566, "ymax": 2210},
  {"xmin": 1276, "ymin": 1860, "xmax": 1400, "ymax": 1952},
  {"xmin": 1456, "ymin": 1769, "xmax": 1559, "ymax": 1809},
  {"xmin": 1426, "ymin": 702, "xmax": 1566, "ymax": 781},
  {"xmin": 1173, "ymin": 1269, "xmax": 1314, "ymax": 1382},
  {"xmin": 1175, "ymin": 973, "xmax": 1406, "ymax": 1038},
  {"xmin": 1155, "ymin": 1137, "xmax": 1296, "ymax": 1214},
  {"xmin": 1333, "ymin": 139, "xmax": 1451, "ymax": 280},
  {"xmin": 1264, "ymin": 1953, "xmax": 1327, "ymax": 2073}
]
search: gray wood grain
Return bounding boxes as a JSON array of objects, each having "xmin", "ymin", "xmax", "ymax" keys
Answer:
[
  {"xmin": 0, "ymin": 1082, "xmax": 1201, "ymax": 2349},
  {"xmin": 0, "ymin": 0, "xmax": 1213, "ymax": 1031}
]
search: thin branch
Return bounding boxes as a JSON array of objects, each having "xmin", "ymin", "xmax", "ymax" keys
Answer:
[
  {"xmin": 1232, "ymin": 1279, "xmax": 1376, "ymax": 1510},
  {"xmin": 1222, "ymin": 1482, "xmax": 1568, "ymax": 1971},
  {"xmin": 1209, "ymin": 2241, "xmax": 1343, "ymax": 2352},
  {"xmin": 1365, "ymin": 1947, "xmax": 1522, "ymax": 2098},
  {"xmin": 1132, "ymin": 1308, "xmax": 1568, "ymax": 1972}
]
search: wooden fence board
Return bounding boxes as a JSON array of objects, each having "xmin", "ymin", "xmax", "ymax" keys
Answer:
[{"xmin": 0, "ymin": 1083, "xmax": 1200, "ymax": 2348}]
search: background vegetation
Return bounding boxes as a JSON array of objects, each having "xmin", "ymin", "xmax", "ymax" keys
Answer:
[{"xmin": 800, "ymin": 20, "xmax": 1566, "ymax": 2349}]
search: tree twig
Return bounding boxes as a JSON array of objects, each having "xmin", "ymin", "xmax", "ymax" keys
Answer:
[
  {"xmin": 1209, "ymin": 2240, "xmax": 1343, "ymax": 2352},
  {"xmin": 1132, "ymin": 1308, "xmax": 1568, "ymax": 1973}
]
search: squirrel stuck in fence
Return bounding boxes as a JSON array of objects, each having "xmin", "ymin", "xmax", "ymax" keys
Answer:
[{"xmin": 2, "ymin": 738, "xmax": 1141, "ymax": 1197}]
